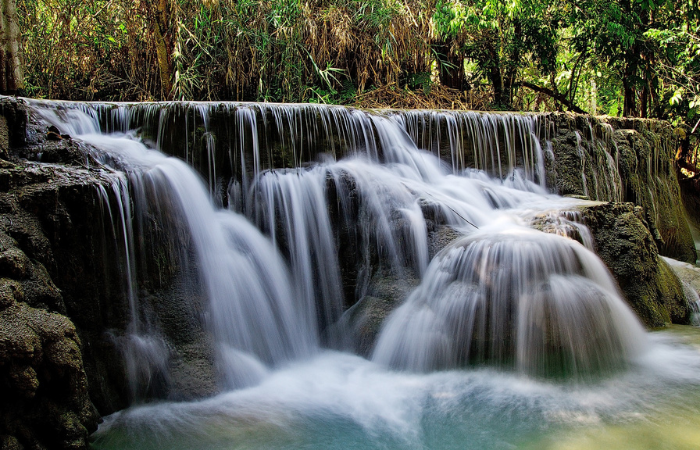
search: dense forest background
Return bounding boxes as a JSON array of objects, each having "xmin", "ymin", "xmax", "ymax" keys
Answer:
[{"xmin": 12, "ymin": 0, "xmax": 700, "ymax": 167}]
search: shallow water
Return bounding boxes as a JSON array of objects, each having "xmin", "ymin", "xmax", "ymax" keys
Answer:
[{"xmin": 92, "ymin": 327, "xmax": 700, "ymax": 450}]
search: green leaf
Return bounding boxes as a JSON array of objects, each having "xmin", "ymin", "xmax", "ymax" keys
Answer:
[{"xmin": 670, "ymin": 88, "xmax": 684, "ymax": 106}]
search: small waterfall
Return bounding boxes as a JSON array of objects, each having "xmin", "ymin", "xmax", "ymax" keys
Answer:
[
  {"xmin": 395, "ymin": 110, "xmax": 547, "ymax": 184},
  {"xmin": 372, "ymin": 227, "xmax": 646, "ymax": 379},
  {"xmin": 91, "ymin": 135, "xmax": 318, "ymax": 388},
  {"xmin": 96, "ymin": 174, "xmax": 173, "ymax": 399},
  {"xmin": 33, "ymin": 103, "xmax": 318, "ymax": 393},
  {"xmin": 687, "ymin": 285, "xmax": 700, "ymax": 326},
  {"xmin": 249, "ymin": 167, "xmax": 345, "ymax": 337},
  {"xmin": 33, "ymin": 100, "xmax": 553, "ymax": 191},
  {"xmin": 661, "ymin": 256, "xmax": 700, "ymax": 327}
]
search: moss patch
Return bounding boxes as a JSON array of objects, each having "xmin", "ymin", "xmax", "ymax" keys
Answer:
[
  {"xmin": 580, "ymin": 202, "xmax": 690, "ymax": 327},
  {"xmin": 548, "ymin": 114, "xmax": 696, "ymax": 263}
]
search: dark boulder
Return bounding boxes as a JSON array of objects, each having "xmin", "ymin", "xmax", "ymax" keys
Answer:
[{"xmin": 0, "ymin": 290, "xmax": 99, "ymax": 450}]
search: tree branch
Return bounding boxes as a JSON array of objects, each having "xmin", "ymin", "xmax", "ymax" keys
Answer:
[{"xmin": 517, "ymin": 82, "xmax": 588, "ymax": 114}]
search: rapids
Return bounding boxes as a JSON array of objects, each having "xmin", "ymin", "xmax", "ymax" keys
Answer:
[{"xmin": 27, "ymin": 99, "xmax": 700, "ymax": 449}]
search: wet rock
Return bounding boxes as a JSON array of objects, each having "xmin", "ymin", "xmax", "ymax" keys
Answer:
[
  {"xmin": 548, "ymin": 115, "xmax": 696, "ymax": 263},
  {"xmin": 166, "ymin": 338, "xmax": 218, "ymax": 400},
  {"xmin": 0, "ymin": 248, "xmax": 30, "ymax": 279},
  {"xmin": 335, "ymin": 270, "xmax": 419, "ymax": 357},
  {"xmin": 0, "ymin": 302, "xmax": 100, "ymax": 450},
  {"xmin": 0, "ymin": 279, "xmax": 22, "ymax": 310},
  {"xmin": 0, "ymin": 97, "xmax": 27, "ymax": 152},
  {"xmin": 580, "ymin": 202, "xmax": 690, "ymax": 327},
  {"xmin": 0, "ymin": 114, "xmax": 132, "ymax": 447},
  {"xmin": 428, "ymin": 225, "xmax": 464, "ymax": 259},
  {"xmin": 662, "ymin": 257, "xmax": 700, "ymax": 293},
  {"xmin": 338, "ymin": 295, "xmax": 397, "ymax": 356},
  {"xmin": 336, "ymin": 225, "xmax": 462, "ymax": 356},
  {"xmin": 18, "ymin": 262, "xmax": 63, "ymax": 313},
  {"xmin": 135, "ymin": 281, "xmax": 219, "ymax": 401},
  {"xmin": 0, "ymin": 157, "xmax": 134, "ymax": 414},
  {"xmin": 680, "ymin": 176, "xmax": 700, "ymax": 263}
]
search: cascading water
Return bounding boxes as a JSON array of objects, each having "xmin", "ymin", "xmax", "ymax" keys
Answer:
[
  {"xmin": 23, "ymin": 99, "xmax": 700, "ymax": 449},
  {"xmin": 372, "ymin": 228, "xmax": 646, "ymax": 378},
  {"xmin": 249, "ymin": 167, "xmax": 345, "ymax": 337},
  {"xmin": 33, "ymin": 102, "xmax": 319, "ymax": 392},
  {"xmin": 662, "ymin": 257, "xmax": 700, "ymax": 327}
]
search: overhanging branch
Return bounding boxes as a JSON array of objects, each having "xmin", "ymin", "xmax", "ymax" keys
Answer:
[{"xmin": 517, "ymin": 82, "xmax": 587, "ymax": 114}]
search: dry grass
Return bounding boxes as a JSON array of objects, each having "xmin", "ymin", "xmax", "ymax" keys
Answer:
[
  {"xmin": 352, "ymin": 82, "xmax": 491, "ymax": 110},
  {"xmin": 17, "ymin": 0, "xmax": 477, "ymax": 107}
]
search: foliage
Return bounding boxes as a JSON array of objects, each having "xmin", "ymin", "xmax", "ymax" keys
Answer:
[
  {"xmin": 646, "ymin": 25, "xmax": 700, "ymax": 124},
  {"xmin": 18, "ymin": 0, "xmax": 436, "ymax": 103},
  {"xmin": 431, "ymin": 0, "xmax": 560, "ymax": 108}
]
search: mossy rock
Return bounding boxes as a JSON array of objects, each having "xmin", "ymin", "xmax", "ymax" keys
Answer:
[
  {"xmin": 337, "ymin": 295, "xmax": 398, "ymax": 356},
  {"xmin": 655, "ymin": 257, "xmax": 690, "ymax": 324},
  {"xmin": 547, "ymin": 115, "xmax": 696, "ymax": 263},
  {"xmin": 580, "ymin": 202, "xmax": 690, "ymax": 327},
  {"xmin": 0, "ymin": 302, "xmax": 99, "ymax": 450}
]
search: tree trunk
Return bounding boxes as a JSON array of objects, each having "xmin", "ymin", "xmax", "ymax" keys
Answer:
[
  {"xmin": 434, "ymin": 42, "xmax": 465, "ymax": 90},
  {"xmin": 147, "ymin": 0, "xmax": 173, "ymax": 99},
  {"xmin": 0, "ymin": 0, "xmax": 22, "ymax": 93},
  {"xmin": 640, "ymin": 83, "xmax": 648, "ymax": 119},
  {"xmin": 502, "ymin": 20, "xmax": 522, "ymax": 108},
  {"xmin": 490, "ymin": 66, "xmax": 505, "ymax": 108},
  {"xmin": 623, "ymin": 80, "xmax": 636, "ymax": 117},
  {"xmin": 622, "ymin": 43, "xmax": 641, "ymax": 117},
  {"xmin": 480, "ymin": 40, "xmax": 509, "ymax": 109}
]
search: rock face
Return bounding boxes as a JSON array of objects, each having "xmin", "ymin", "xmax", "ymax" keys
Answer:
[
  {"xmin": 335, "ymin": 272, "xmax": 419, "ymax": 357},
  {"xmin": 0, "ymin": 134, "xmax": 116, "ymax": 448},
  {"xmin": 680, "ymin": 175, "xmax": 700, "ymax": 262},
  {"xmin": 0, "ymin": 301, "xmax": 99, "ymax": 449},
  {"xmin": 580, "ymin": 202, "xmax": 690, "ymax": 327},
  {"xmin": 547, "ymin": 115, "xmax": 696, "ymax": 263},
  {"xmin": 0, "ymin": 158, "xmax": 133, "ymax": 408},
  {"xmin": 0, "ymin": 157, "xmax": 120, "ymax": 449}
]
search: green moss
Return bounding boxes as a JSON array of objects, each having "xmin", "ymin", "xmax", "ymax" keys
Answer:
[
  {"xmin": 550, "ymin": 131, "xmax": 586, "ymax": 197},
  {"xmin": 656, "ymin": 257, "xmax": 690, "ymax": 324},
  {"xmin": 548, "ymin": 115, "xmax": 696, "ymax": 263},
  {"xmin": 580, "ymin": 202, "xmax": 690, "ymax": 327}
]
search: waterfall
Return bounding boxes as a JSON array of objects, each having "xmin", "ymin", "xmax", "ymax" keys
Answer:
[
  {"xmin": 28, "ymin": 98, "xmax": 652, "ymax": 390},
  {"xmin": 688, "ymin": 287, "xmax": 700, "ymax": 326},
  {"xmin": 662, "ymin": 256, "xmax": 700, "ymax": 327},
  {"xmin": 21, "ymin": 97, "xmax": 700, "ymax": 450},
  {"xmin": 371, "ymin": 228, "xmax": 646, "ymax": 378},
  {"xmin": 32, "ymin": 101, "xmax": 319, "ymax": 392},
  {"xmin": 94, "ymin": 137, "xmax": 319, "ymax": 389},
  {"xmin": 249, "ymin": 167, "xmax": 345, "ymax": 338}
]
